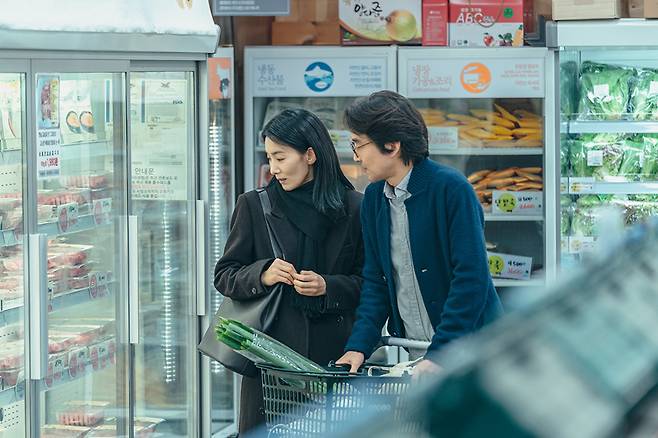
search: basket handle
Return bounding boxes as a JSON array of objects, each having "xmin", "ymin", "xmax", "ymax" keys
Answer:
[{"xmin": 327, "ymin": 361, "xmax": 364, "ymax": 375}]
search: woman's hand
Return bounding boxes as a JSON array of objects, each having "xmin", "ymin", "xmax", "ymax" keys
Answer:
[
  {"xmin": 260, "ymin": 258, "xmax": 296, "ymax": 287},
  {"xmin": 292, "ymin": 270, "xmax": 326, "ymax": 296}
]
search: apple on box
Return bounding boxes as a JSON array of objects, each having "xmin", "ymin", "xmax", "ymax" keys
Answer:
[{"xmin": 340, "ymin": 0, "xmax": 422, "ymax": 45}]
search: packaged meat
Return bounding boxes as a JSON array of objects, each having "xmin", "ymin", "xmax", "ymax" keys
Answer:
[
  {"xmin": 48, "ymin": 334, "xmax": 76, "ymax": 353},
  {"xmin": 64, "ymin": 173, "xmax": 111, "ymax": 190},
  {"xmin": 57, "ymin": 400, "xmax": 109, "ymax": 427},
  {"xmin": 68, "ymin": 263, "xmax": 92, "ymax": 278},
  {"xmin": 0, "ymin": 366, "xmax": 23, "ymax": 386},
  {"xmin": 48, "ymin": 243, "xmax": 93, "ymax": 266},
  {"xmin": 0, "ymin": 339, "xmax": 24, "ymax": 368},
  {"xmin": 67, "ymin": 275, "xmax": 90, "ymax": 290},
  {"xmin": 38, "ymin": 189, "xmax": 90, "ymax": 207},
  {"xmin": 90, "ymin": 188, "xmax": 112, "ymax": 201},
  {"xmin": 41, "ymin": 424, "xmax": 91, "ymax": 437},
  {"xmin": 0, "ymin": 256, "xmax": 22, "ymax": 272},
  {"xmin": 134, "ymin": 417, "xmax": 165, "ymax": 437},
  {"xmin": 87, "ymin": 425, "xmax": 117, "ymax": 437},
  {"xmin": 51, "ymin": 324, "xmax": 104, "ymax": 346}
]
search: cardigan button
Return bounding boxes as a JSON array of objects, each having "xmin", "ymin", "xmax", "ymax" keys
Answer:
[{"xmin": 251, "ymin": 287, "xmax": 257, "ymax": 294}]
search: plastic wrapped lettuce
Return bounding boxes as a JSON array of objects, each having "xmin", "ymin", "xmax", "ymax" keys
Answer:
[
  {"xmin": 572, "ymin": 134, "xmax": 623, "ymax": 180},
  {"xmin": 618, "ymin": 137, "xmax": 644, "ymax": 181},
  {"xmin": 560, "ymin": 61, "xmax": 579, "ymax": 118},
  {"xmin": 561, "ymin": 196, "xmax": 572, "ymax": 236},
  {"xmin": 560, "ymin": 136, "xmax": 570, "ymax": 176},
  {"xmin": 641, "ymin": 135, "xmax": 658, "ymax": 180},
  {"xmin": 630, "ymin": 68, "xmax": 658, "ymax": 120},
  {"xmin": 571, "ymin": 195, "xmax": 615, "ymax": 236},
  {"xmin": 579, "ymin": 62, "xmax": 633, "ymax": 120}
]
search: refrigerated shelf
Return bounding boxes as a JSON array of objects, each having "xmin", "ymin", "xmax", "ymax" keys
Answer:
[
  {"xmin": 568, "ymin": 120, "xmax": 658, "ymax": 134},
  {"xmin": 568, "ymin": 180, "xmax": 658, "ymax": 195},
  {"xmin": 493, "ymin": 277, "xmax": 544, "ymax": 287},
  {"xmin": 484, "ymin": 214, "xmax": 544, "ymax": 222},
  {"xmin": 39, "ymin": 212, "xmax": 111, "ymax": 238},
  {"xmin": 430, "ymin": 148, "xmax": 544, "ymax": 156},
  {"xmin": 0, "ymin": 282, "xmax": 115, "ymax": 327}
]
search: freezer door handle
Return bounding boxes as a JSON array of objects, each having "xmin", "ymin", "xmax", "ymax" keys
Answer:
[
  {"xmin": 196, "ymin": 200, "xmax": 207, "ymax": 316},
  {"xmin": 128, "ymin": 215, "xmax": 140, "ymax": 345},
  {"xmin": 28, "ymin": 234, "xmax": 48, "ymax": 381}
]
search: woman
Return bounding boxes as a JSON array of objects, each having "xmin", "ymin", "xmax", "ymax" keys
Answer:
[{"xmin": 214, "ymin": 108, "xmax": 364, "ymax": 434}]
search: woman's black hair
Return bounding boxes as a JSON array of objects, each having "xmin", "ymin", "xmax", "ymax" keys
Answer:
[
  {"xmin": 344, "ymin": 90, "xmax": 429, "ymax": 165},
  {"xmin": 261, "ymin": 108, "xmax": 354, "ymax": 213}
]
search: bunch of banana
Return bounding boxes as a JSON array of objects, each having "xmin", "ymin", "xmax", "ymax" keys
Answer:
[
  {"xmin": 467, "ymin": 167, "xmax": 543, "ymax": 209},
  {"xmin": 419, "ymin": 104, "xmax": 543, "ymax": 148}
]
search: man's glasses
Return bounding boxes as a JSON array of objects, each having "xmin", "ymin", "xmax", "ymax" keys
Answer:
[{"xmin": 350, "ymin": 139, "xmax": 374, "ymax": 157}]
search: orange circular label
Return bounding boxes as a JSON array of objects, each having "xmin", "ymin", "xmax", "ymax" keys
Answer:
[{"xmin": 460, "ymin": 63, "xmax": 492, "ymax": 94}]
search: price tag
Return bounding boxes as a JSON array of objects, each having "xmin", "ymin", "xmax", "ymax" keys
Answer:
[
  {"xmin": 650, "ymin": 81, "xmax": 658, "ymax": 96},
  {"xmin": 428, "ymin": 127, "xmax": 459, "ymax": 150},
  {"xmin": 587, "ymin": 150, "xmax": 603, "ymax": 166},
  {"xmin": 89, "ymin": 272, "xmax": 108, "ymax": 300},
  {"xmin": 593, "ymin": 84, "xmax": 609, "ymax": 98},
  {"xmin": 328, "ymin": 129, "xmax": 352, "ymax": 151},
  {"xmin": 57, "ymin": 202, "xmax": 79, "ymax": 233},
  {"xmin": 560, "ymin": 178, "xmax": 568, "ymax": 194},
  {"xmin": 492, "ymin": 191, "xmax": 543, "ymax": 215},
  {"xmin": 68, "ymin": 348, "xmax": 88, "ymax": 379},
  {"xmin": 92, "ymin": 198, "xmax": 112, "ymax": 226},
  {"xmin": 569, "ymin": 236, "xmax": 597, "ymax": 253},
  {"xmin": 569, "ymin": 178, "xmax": 595, "ymax": 194}
]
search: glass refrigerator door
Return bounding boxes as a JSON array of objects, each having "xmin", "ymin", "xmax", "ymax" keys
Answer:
[
  {"xmin": 206, "ymin": 52, "xmax": 237, "ymax": 435},
  {"xmin": 0, "ymin": 70, "xmax": 26, "ymax": 437},
  {"xmin": 129, "ymin": 71, "xmax": 197, "ymax": 437},
  {"xmin": 252, "ymin": 96, "xmax": 369, "ymax": 191},
  {"xmin": 33, "ymin": 70, "xmax": 128, "ymax": 436},
  {"xmin": 559, "ymin": 46, "xmax": 658, "ymax": 269}
]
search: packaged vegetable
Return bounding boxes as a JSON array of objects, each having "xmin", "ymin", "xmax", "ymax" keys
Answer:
[
  {"xmin": 630, "ymin": 68, "xmax": 658, "ymax": 120},
  {"xmin": 579, "ymin": 62, "xmax": 633, "ymax": 120}
]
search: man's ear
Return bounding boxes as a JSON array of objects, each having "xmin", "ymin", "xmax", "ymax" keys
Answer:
[{"xmin": 384, "ymin": 141, "xmax": 401, "ymax": 157}]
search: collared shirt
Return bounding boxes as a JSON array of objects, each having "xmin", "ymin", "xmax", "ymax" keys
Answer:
[{"xmin": 383, "ymin": 169, "xmax": 435, "ymax": 359}]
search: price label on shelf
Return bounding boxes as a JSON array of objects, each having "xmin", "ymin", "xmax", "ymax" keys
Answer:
[
  {"xmin": 650, "ymin": 81, "xmax": 658, "ymax": 96},
  {"xmin": 492, "ymin": 191, "xmax": 543, "ymax": 215},
  {"xmin": 569, "ymin": 178, "xmax": 595, "ymax": 194},
  {"xmin": 428, "ymin": 127, "xmax": 459, "ymax": 150},
  {"xmin": 560, "ymin": 178, "xmax": 568, "ymax": 194},
  {"xmin": 89, "ymin": 272, "xmax": 109, "ymax": 300},
  {"xmin": 92, "ymin": 198, "xmax": 112, "ymax": 226},
  {"xmin": 56, "ymin": 202, "xmax": 78, "ymax": 233},
  {"xmin": 569, "ymin": 236, "xmax": 597, "ymax": 254}
]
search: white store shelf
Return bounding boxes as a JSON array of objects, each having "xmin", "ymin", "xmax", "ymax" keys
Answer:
[
  {"xmin": 568, "ymin": 120, "xmax": 658, "ymax": 134},
  {"xmin": 430, "ymin": 148, "xmax": 544, "ymax": 156},
  {"xmin": 485, "ymin": 214, "xmax": 544, "ymax": 222}
]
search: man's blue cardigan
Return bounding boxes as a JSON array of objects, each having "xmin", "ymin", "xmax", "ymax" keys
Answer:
[{"xmin": 345, "ymin": 158, "xmax": 503, "ymax": 358}]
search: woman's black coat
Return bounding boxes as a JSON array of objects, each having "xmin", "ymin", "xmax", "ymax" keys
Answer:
[{"xmin": 214, "ymin": 184, "xmax": 364, "ymax": 433}]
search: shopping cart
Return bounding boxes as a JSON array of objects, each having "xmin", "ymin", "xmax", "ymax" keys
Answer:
[{"xmin": 257, "ymin": 337, "xmax": 431, "ymax": 437}]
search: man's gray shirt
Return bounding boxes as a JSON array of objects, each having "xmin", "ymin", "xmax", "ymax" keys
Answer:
[{"xmin": 383, "ymin": 169, "xmax": 435, "ymax": 359}]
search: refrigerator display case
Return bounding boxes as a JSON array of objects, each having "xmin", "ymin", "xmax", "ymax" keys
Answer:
[
  {"xmin": 0, "ymin": 2, "xmax": 227, "ymax": 437},
  {"xmin": 549, "ymin": 21, "xmax": 658, "ymax": 269},
  {"xmin": 201, "ymin": 48, "xmax": 237, "ymax": 438},
  {"xmin": 244, "ymin": 46, "xmax": 397, "ymax": 192},
  {"xmin": 398, "ymin": 47, "xmax": 558, "ymax": 291}
]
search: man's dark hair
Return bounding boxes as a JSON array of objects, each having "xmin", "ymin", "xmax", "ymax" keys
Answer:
[{"xmin": 344, "ymin": 90, "xmax": 429, "ymax": 165}]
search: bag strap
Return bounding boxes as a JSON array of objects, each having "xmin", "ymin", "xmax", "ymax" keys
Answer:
[{"xmin": 257, "ymin": 189, "xmax": 285, "ymax": 260}]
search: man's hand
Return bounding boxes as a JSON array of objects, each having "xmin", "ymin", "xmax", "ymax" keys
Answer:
[
  {"xmin": 261, "ymin": 258, "xmax": 296, "ymax": 287},
  {"xmin": 412, "ymin": 359, "xmax": 442, "ymax": 379},
  {"xmin": 292, "ymin": 270, "xmax": 326, "ymax": 296},
  {"xmin": 335, "ymin": 351, "xmax": 365, "ymax": 374}
]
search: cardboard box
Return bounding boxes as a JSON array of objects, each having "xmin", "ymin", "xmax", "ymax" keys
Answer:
[
  {"xmin": 487, "ymin": 252, "xmax": 533, "ymax": 280},
  {"xmin": 449, "ymin": 0, "xmax": 524, "ymax": 47},
  {"xmin": 645, "ymin": 0, "xmax": 658, "ymax": 17},
  {"xmin": 628, "ymin": 0, "xmax": 644, "ymax": 16},
  {"xmin": 276, "ymin": 0, "xmax": 339, "ymax": 23},
  {"xmin": 340, "ymin": 0, "xmax": 422, "ymax": 45},
  {"xmin": 423, "ymin": 0, "xmax": 449, "ymax": 45},
  {"xmin": 552, "ymin": 0, "xmax": 624, "ymax": 20},
  {"xmin": 271, "ymin": 21, "xmax": 340, "ymax": 45}
]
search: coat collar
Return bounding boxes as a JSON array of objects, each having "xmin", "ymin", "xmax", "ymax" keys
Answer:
[
  {"xmin": 406, "ymin": 158, "xmax": 432, "ymax": 197},
  {"xmin": 264, "ymin": 184, "xmax": 350, "ymax": 272}
]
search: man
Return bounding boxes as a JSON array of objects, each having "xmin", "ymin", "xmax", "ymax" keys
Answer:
[{"xmin": 336, "ymin": 91, "xmax": 503, "ymax": 375}]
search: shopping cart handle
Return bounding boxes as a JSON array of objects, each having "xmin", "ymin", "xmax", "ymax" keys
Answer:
[
  {"xmin": 381, "ymin": 336, "xmax": 431, "ymax": 350},
  {"xmin": 326, "ymin": 361, "xmax": 364, "ymax": 374}
]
